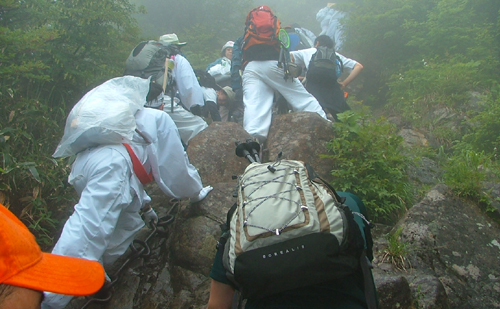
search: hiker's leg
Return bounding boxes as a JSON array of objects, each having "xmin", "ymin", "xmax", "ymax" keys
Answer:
[
  {"xmin": 264, "ymin": 62, "xmax": 326, "ymax": 119},
  {"xmin": 242, "ymin": 61, "xmax": 275, "ymax": 143},
  {"xmin": 102, "ymin": 195, "xmax": 145, "ymax": 266},
  {"xmin": 305, "ymin": 80, "xmax": 330, "ymax": 115}
]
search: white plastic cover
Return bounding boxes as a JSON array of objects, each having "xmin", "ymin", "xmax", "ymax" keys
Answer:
[{"xmin": 53, "ymin": 76, "xmax": 150, "ymax": 158}]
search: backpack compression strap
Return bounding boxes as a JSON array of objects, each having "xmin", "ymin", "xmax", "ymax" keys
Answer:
[{"xmin": 123, "ymin": 143, "xmax": 153, "ymax": 184}]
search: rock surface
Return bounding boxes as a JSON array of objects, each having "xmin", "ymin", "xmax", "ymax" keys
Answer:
[{"xmin": 70, "ymin": 112, "xmax": 500, "ymax": 309}]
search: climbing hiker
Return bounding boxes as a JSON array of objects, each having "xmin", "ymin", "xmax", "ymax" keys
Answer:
[
  {"xmin": 43, "ymin": 77, "xmax": 213, "ymax": 309},
  {"xmin": 291, "ymin": 34, "xmax": 363, "ymax": 120},
  {"xmin": 207, "ymin": 152, "xmax": 378, "ymax": 309},
  {"xmin": 124, "ymin": 34, "xmax": 208, "ymax": 145},
  {"xmin": 232, "ymin": 5, "xmax": 327, "ymax": 144}
]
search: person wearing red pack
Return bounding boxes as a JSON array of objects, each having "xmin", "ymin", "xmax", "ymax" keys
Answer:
[{"xmin": 232, "ymin": 5, "xmax": 327, "ymax": 144}]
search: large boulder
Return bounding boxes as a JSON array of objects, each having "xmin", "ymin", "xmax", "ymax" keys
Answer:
[
  {"xmin": 187, "ymin": 122, "xmax": 252, "ymax": 186},
  {"xmin": 266, "ymin": 112, "xmax": 336, "ymax": 182},
  {"xmin": 70, "ymin": 112, "xmax": 500, "ymax": 309},
  {"xmin": 373, "ymin": 184, "xmax": 500, "ymax": 308}
]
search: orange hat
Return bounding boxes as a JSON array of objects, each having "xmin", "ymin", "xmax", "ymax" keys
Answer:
[{"xmin": 0, "ymin": 203, "xmax": 105, "ymax": 296}]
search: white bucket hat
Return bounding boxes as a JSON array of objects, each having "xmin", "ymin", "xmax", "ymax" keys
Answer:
[{"xmin": 159, "ymin": 33, "xmax": 187, "ymax": 46}]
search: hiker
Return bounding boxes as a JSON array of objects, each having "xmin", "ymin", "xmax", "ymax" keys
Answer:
[
  {"xmin": 232, "ymin": 5, "xmax": 327, "ymax": 143},
  {"xmin": 0, "ymin": 203, "xmax": 105, "ymax": 309},
  {"xmin": 217, "ymin": 86, "xmax": 244, "ymax": 123},
  {"xmin": 206, "ymin": 41, "xmax": 234, "ymax": 87},
  {"xmin": 43, "ymin": 77, "xmax": 213, "ymax": 309},
  {"xmin": 291, "ymin": 34, "xmax": 363, "ymax": 120},
  {"xmin": 317, "ymin": 3, "xmax": 347, "ymax": 51},
  {"xmin": 207, "ymin": 176, "xmax": 377, "ymax": 308},
  {"xmin": 124, "ymin": 34, "xmax": 208, "ymax": 146},
  {"xmin": 193, "ymin": 69, "xmax": 222, "ymax": 122},
  {"xmin": 157, "ymin": 33, "xmax": 206, "ymax": 116}
]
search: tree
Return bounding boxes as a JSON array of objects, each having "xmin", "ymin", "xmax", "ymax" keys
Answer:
[{"xmin": 0, "ymin": 0, "xmax": 142, "ymax": 246}]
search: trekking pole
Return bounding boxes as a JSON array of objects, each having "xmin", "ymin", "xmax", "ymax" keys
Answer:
[
  {"xmin": 245, "ymin": 138, "xmax": 261, "ymax": 163},
  {"xmin": 235, "ymin": 141, "xmax": 256, "ymax": 163}
]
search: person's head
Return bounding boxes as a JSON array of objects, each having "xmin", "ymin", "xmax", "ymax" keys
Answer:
[
  {"xmin": 314, "ymin": 34, "xmax": 335, "ymax": 49},
  {"xmin": 159, "ymin": 33, "xmax": 187, "ymax": 47},
  {"xmin": 220, "ymin": 41, "xmax": 234, "ymax": 59},
  {"xmin": 145, "ymin": 82, "xmax": 165, "ymax": 110},
  {"xmin": 0, "ymin": 204, "xmax": 105, "ymax": 309},
  {"xmin": 217, "ymin": 87, "xmax": 236, "ymax": 107}
]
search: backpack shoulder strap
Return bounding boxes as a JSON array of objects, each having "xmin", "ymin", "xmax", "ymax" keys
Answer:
[
  {"xmin": 122, "ymin": 143, "xmax": 153, "ymax": 184},
  {"xmin": 360, "ymin": 250, "xmax": 379, "ymax": 309}
]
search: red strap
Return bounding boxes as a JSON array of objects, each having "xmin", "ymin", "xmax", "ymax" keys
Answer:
[{"xmin": 123, "ymin": 143, "xmax": 153, "ymax": 184}]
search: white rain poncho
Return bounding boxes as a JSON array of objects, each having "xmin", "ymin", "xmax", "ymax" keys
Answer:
[
  {"xmin": 43, "ymin": 108, "xmax": 205, "ymax": 309},
  {"xmin": 52, "ymin": 76, "xmax": 150, "ymax": 158}
]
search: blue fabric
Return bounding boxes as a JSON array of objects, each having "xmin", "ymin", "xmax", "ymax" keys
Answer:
[
  {"xmin": 230, "ymin": 36, "xmax": 244, "ymax": 91},
  {"xmin": 288, "ymin": 33, "xmax": 300, "ymax": 51}
]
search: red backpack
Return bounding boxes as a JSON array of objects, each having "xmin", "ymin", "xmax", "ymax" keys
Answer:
[{"xmin": 242, "ymin": 6, "xmax": 281, "ymax": 63}]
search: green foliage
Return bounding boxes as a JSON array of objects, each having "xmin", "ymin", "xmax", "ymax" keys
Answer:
[
  {"xmin": 0, "ymin": 0, "xmax": 142, "ymax": 246},
  {"xmin": 324, "ymin": 111, "xmax": 413, "ymax": 223},
  {"xmin": 462, "ymin": 89, "xmax": 500, "ymax": 154},
  {"xmin": 442, "ymin": 148, "xmax": 490, "ymax": 198},
  {"xmin": 382, "ymin": 226, "xmax": 411, "ymax": 271}
]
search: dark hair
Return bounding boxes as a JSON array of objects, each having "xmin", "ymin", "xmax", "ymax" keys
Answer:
[
  {"xmin": 147, "ymin": 82, "xmax": 163, "ymax": 102},
  {"xmin": 194, "ymin": 69, "xmax": 219, "ymax": 89},
  {"xmin": 314, "ymin": 35, "xmax": 335, "ymax": 49}
]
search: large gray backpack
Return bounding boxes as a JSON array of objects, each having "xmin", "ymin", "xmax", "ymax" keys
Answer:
[
  {"xmin": 124, "ymin": 40, "xmax": 179, "ymax": 86},
  {"xmin": 220, "ymin": 160, "xmax": 368, "ymax": 301}
]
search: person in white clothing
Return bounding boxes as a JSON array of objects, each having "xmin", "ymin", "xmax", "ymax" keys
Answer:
[
  {"xmin": 158, "ymin": 33, "xmax": 208, "ymax": 145},
  {"xmin": 233, "ymin": 6, "xmax": 327, "ymax": 144},
  {"xmin": 42, "ymin": 79, "xmax": 213, "ymax": 309},
  {"xmin": 290, "ymin": 35, "xmax": 363, "ymax": 120},
  {"xmin": 206, "ymin": 41, "xmax": 234, "ymax": 87}
]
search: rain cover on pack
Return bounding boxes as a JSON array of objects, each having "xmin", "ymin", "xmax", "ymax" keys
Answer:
[{"xmin": 53, "ymin": 76, "xmax": 150, "ymax": 158}]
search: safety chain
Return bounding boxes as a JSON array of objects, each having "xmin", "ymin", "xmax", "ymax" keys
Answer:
[{"xmin": 80, "ymin": 199, "xmax": 180, "ymax": 309}]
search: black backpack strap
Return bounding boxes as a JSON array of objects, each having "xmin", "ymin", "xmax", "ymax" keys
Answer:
[
  {"xmin": 216, "ymin": 203, "xmax": 237, "ymax": 251},
  {"xmin": 360, "ymin": 250, "xmax": 379, "ymax": 309}
]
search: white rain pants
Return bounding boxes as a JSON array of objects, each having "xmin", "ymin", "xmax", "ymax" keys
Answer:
[{"xmin": 242, "ymin": 60, "xmax": 327, "ymax": 143}]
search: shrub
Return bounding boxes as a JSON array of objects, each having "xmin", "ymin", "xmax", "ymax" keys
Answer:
[{"xmin": 324, "ymin": 111, "xmax": 413, "ymax": 223}]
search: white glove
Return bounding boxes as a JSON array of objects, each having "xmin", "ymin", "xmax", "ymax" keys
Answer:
[
  {"xmin": 142, "ymin": 207, "xmax": 158, "ymax": 228},
  {"xmin": 190, "ymin": 185, "xmax": 213, "ymax": 202}
]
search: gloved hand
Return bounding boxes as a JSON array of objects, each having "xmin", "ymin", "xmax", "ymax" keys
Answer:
[
  {"xmin": 142, "ymin": 207, "xmax": 158, "ymax": 229},
  {"xmin": 190, "ymin": 185, "xmax": 214, "ymax": 203}
]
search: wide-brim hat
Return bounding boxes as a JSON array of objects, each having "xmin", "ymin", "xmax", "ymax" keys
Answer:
[
  {"xmin": 159, "ymin": 33, "xmax": 187, "ymax": 46},
  {"xmin": 221, "ymin": 86, "xmax": 236, "ymax": 103},
  {"xmin": 0, "ymin": 204, "xmax": 105, "ymax": 296}
]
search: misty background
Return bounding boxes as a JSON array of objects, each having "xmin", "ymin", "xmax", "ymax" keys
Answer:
[
  {"xmin": 1, "ymin": 0, "xmax": 500, "ymax": 247},
  {"xmin": 130, "ymin": 0, "xmax": 334, "ymax": 68}
]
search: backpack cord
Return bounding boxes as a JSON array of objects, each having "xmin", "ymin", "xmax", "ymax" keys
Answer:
[{"xmin": 352, "ymin": 211, "xmax": 375, "ymax": 229}]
